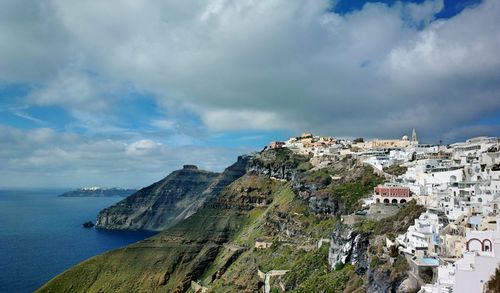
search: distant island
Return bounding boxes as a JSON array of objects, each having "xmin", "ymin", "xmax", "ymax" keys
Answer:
[{"xmin": 58, "ymin": 187, "xmax": 137, "ymax": 197}]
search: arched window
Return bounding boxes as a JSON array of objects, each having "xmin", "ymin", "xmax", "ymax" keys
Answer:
[
  {"xmin": 400, "ymin": 199, "xmax": 407, "ymax": 204},
  {"xmin": 391, "ymin": 199, "xmax": 398, "ymax": 204},
  {"xmin": 466, "ymin": 238, "xmax": 483, "ymax": 251},
  {"xmin": 384, "ymin": 199, "xmax": 390, "ymax": 204}
]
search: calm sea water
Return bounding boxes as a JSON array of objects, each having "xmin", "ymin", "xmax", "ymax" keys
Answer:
[{"xmin": 0, "ymin": 189, "xmax": 156, "ymax": 293}]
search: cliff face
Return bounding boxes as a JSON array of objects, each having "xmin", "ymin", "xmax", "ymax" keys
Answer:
[
  {"xmin": 38, "ymin": 174, "xmax": 280, "ymax": 293},
  {"xmin": 96, "ymin": 156, "xmax": 249, "ymax": 231},
  {"xmin": 39, "ymin": 149, "xmax": 420, "ymax": 293},
  {"xmin": 328, "ymin": 222, "xmax": 369, "ymax": 274}
]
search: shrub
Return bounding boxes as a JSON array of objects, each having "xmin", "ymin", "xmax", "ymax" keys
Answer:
[
  {"xmin": 370, "ymin": 256, "xmax": 380, "ymax": 267},
  {"xmin": 486, "ymin": 266, "xmax": 500, "ymax": 293}
]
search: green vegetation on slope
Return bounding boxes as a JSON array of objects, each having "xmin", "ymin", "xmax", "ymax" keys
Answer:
[
  {"xmin": 206, "ymin": 183, "xmax": 347, "ymax": 292},
  {"xmin": 284, "ymin": 247, "xmax": 364, "ymax": 293},
  {"xmin": 38, "ymin": 206, "xmax": 248, "ymax": 293},
  {"xmin": 329, "ymin": 166, "xmax": 384, "ymax": 213},
  {"xmin": 373, "ymin": 200, "xmax": 426, "ymax": 235},
  {"xmin": 352, "ymin": 200, "xmax": 425, "ymax": 291},
  {"xmin": 383, "ymin": 164, "xmax": 408, "ymax": 176},
  {"xmin": 38, "ymin": 149, "xmax": 411, "ymax": 293}
]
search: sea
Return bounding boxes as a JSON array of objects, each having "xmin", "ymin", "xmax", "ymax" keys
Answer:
[{"xmin": 0, "ymin": 189, "xmax": 156, "ymax": 293}]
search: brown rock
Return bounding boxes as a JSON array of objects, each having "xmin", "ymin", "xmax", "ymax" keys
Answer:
[{"xmin": 157, "ymin": 272, "xmax": 170, "ymax": 286}]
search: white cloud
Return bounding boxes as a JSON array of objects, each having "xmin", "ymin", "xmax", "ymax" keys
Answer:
[
  {"xmin": 404, "ymin": 0, "xmax": 444, "ymax": 25},
  {"xmin": 12, "ymin": 110, "xmax": 47, "ymax": 124},
  {"xmin": 0, "ymin": 0, "xmax": 498, "ymax": 141},
  {"xmin": 28, "ymin": 68, "xmax": 109, "ymax": 111},
  {"xmin": 200, "ymin": 109, "xmax": 294, "ymax": 131},
  {"xmin": 126, "ymin": 139, "xmax": 163, "ymax": 156},
  {"xmin": 150, "ymin": 119, "xmax": 176, "ymax": 130},
  {"xmin": 0, "ymin": 125, "xmax": 248, "ymax": 188},
  {"xmin": 1, "ymin": 0, "xmax": 499, "ymax": 188},
  {"xmin": 0, "ymin": 0, "xmax": 71, "ymax": 82}
]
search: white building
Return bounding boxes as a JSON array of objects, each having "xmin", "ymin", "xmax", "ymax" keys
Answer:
[
  {"xmin": 421, "ymin": 221, "xmax": 500, "ymax": 293},
  {"xmin": 398, "ymin": 211, "xmax": 442, "ymax": 255}
]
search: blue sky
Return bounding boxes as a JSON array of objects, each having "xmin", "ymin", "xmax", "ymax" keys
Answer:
[
  {"xmin": 0, "ymin": 0, "xmax": 499, "ymax": 188},
  {"xmin": 333, "ymin": 0, "xmax": 482, "ymax": 17}
]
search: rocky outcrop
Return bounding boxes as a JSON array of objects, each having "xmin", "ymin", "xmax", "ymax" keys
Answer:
[
  {"xmin": 328, "ymin": 222, "xmax": 369, "ymax": 274},
  {"xmin": 246, "ymin": 148, "xmax": 308, "ymax": 181},
  {"xmin": 96, "ymin": 156, "xmax": 249, "ymax": 231},
  {"xmin": 82, "ymin": 221, "xmax": 94, "ymax": 228},
  {"xmin": 366, "ymin": 267, "xmax": 408, "ymax": 293}
]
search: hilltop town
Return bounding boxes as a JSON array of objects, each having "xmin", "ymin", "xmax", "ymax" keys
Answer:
[{"xmin": 268, "ymin": 130, "xmax": 500, "ymax": 293}]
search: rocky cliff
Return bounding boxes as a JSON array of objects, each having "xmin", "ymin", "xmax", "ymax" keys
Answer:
[
  {"xmin": 39, "ymin": 148, "xmax": 423, "ymax": 293},
  {"xmin": 326, "ymin": 201, "xmax": 425, "ymax": 293},
  {"xmin": 96, "ymin": 156, "xmax": 249, "ymax": 231}
]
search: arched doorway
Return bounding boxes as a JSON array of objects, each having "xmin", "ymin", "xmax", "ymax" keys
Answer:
[
  {"xmin": 391, "ymin": 199, "xmax": 398, "ymax": 204},
  {"xmin": 466, "ymin": 238, "xmax": 483, "ymax": 251},
  {"xmin": 400, "ymin": 199, "xmax": 407, "ymax": 204},
  {"xmin": 384, "ymin": 199, "xmax": 390, "ymax": 204}
]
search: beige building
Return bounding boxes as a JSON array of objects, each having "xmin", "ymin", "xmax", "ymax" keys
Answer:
[
  {"xmin": 372, "ymin": 137, "xmax": 410, "ymax": 149},
  {"xmin": 439, "ymin": 224, "xmax": 466, "ymax": 258}
]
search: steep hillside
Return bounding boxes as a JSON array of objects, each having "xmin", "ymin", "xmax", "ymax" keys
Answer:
[
  {"xmin": 96, "ymin": 156, "xmax": 248, "ymax": 231},
  {"xmin": 38, "ymin": 174, "xmax": 285, "ymax": 293},
  {"xmin": 38, "ymin": 149, "xmax": 423, "ymax": 293}
]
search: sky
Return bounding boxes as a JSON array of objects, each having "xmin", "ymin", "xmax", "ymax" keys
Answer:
[{"xmin": 0, "ymin": 0, "xmax": 499, "ymax": 188}]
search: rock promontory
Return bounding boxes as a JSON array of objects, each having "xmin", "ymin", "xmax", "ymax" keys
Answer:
[{"xmin": 95, "ymin": 157, "xmax": 249, "ymax": 231}]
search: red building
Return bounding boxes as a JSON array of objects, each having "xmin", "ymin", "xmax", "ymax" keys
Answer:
[{"xmin": 373, "ymin": 184, "xmax": 410, "ymax": 204}]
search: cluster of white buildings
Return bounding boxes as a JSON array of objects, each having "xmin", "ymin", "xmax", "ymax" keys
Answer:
[
  {"xmin": 375, "ymin": 135, "xmax": 500, "ymax": 293},
  {"xmin": 269, "ymin": 131, "xmax": 500, "ymax": 292},
  {"xmin": 361, "ymin": 134, "xmax": 500, "ymax": 292}
]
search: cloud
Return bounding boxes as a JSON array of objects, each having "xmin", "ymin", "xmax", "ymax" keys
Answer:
[
  {"xmin": 0, "ymin": 0, "xmax": 498, "ymax": 142},
  {"xmin": 0, "ymin": 0, "xmax": 71, "ymax": 82},
  {"xmin": 442, "ymin": 124, "xmax": 500, "ymax": 142},
  {"xmin": 126, "ymin": 139, "xmax": 163, "ymax": 156},
  {"xmin": 0, "ymin": 125, "xmax": 249, "ymax": 188},
  {"xmin": 28, "ymin": 69, "xmax": 109, "ymax": 111},
  {"xmin": 404, "ymin": 0, "xmax": 444, "ymax": 26},
  {"xmin": 200, "ymin": 109, "xmax": 296, "ymax": 131},
  {"xmin": 12, "ymin": 110, "xmax": 47, "ymax": 124},
  {"xmin": 150, "ymin": 119, "xmax": 176, "ymax": 130}
]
